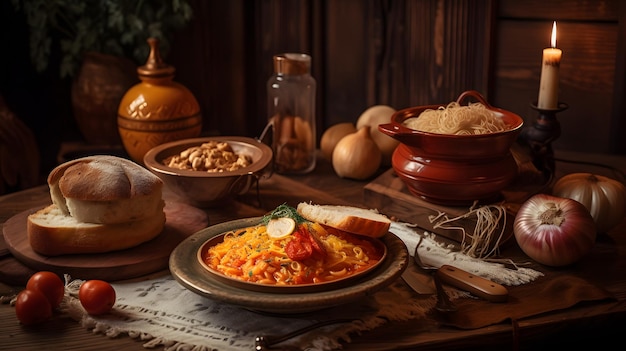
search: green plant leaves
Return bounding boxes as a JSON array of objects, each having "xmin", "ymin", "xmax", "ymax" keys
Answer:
[{"xmin": 13, "ymin": 0, "xmax": 194, "ymax": 78}]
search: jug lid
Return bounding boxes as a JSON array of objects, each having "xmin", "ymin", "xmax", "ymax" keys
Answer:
[{"xmin": 137, "ymin": 38, "xmax": 175, "ymax": 78}]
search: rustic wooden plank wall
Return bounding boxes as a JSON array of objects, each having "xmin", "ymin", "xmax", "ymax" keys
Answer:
[
  {"xmin": 354, "ymin": 0, "xmax": 494, "ymax": 114},
  {"xmin": 165, "ymin": 0, "xmax": 626, "ymax": 154},
  {"xmin": 3, "ymin": 0, "xmax": 623, "ymax": 196},
  {"xmin": 613, "ymin": 4, "xmax": 626, "ymax": 154},
  {"xmin": 171, "ymin": 0, "xmax": 494, "ymax": 139},
  {"xmin": 170, "ymin": 0, "xmax": 323, "ymax": 139},
  {"xmin": 492, "ymin": 0, "xmax": 623, "ymax": 154}
]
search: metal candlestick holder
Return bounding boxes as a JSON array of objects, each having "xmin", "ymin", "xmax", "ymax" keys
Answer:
[{"xmin": 518, "ymin": 102, "xmax": 568, "ymax": 178}]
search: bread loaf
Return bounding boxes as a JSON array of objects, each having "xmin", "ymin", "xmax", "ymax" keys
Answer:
[
  {"xmin": 296, "ymin": 202, "xmax": 390, "ymax": 238},
  {"xmin": 27, "ymin": 155, "xmax": 166, "ymax": 256},
  {"xmin": 27, "ymin": 204, "xmax": 165, "ymax": 256},
  {"xmin": 48, "ymin": 155, "xmax": 163, "ymax": 224}
]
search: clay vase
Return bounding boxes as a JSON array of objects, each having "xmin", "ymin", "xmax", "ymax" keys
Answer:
[
  {"xmin": 71, "ymin": 52, "xmax": 138, "ymax": 145},
  {"xmin": 117, "ymin": 38, "xmax": 202, "ymax": 164}
]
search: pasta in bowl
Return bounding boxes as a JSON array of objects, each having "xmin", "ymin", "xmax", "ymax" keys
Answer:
[
  {"xmin": 378, "ymin": 90, "xmax": 523, "ymax": 159},
  {"xmin": 197, "ymin": 220, "xmax": 386, "ymax": 293}
]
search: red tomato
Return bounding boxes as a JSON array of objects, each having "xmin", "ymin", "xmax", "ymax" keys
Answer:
[
  {"xmin": 26, "ymin": 271, "xmax": 64, "ymax": 309},
  {"xmin": 305, "ymin": 228, "xmax": 327, "ymax": 258},
  {"xmin": 15, "ymin": 289, "xmax": 53, "ymax": 325},
  {"xmin": 285, "ymin": 231, "xmax": 313, "ymax": 261},
  {"xmin": 78, "ymin": 280, "xmax": 116, "ymax": 315}
]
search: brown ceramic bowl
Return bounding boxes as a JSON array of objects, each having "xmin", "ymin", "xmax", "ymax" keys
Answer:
[
  {"xmin": 378, "ymin": 90, "xmax": 524, "ymax": 160},
  {"xmin": 378, "ymin": 91, "xmax": 524, "ymax": 205},
  {"xmin": 144, "ymin": 136, "xmax": 272, "ymax": 207}
]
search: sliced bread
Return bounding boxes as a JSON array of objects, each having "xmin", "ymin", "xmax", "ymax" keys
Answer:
[
  {"xmin": 296, "ymin": 202, "xmax": 390, "ymax": 238},
  {"xmin": 27, "ymin": 204, "xmax": 165, "ymax": 256}
]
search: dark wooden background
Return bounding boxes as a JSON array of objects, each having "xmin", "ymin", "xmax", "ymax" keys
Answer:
[
  {"xmin": 1, "ymin": 0, "xmax": 624, "ymax": 191},
  {"xmin": 168, "ymin": 0, "xmax": 624, "ymax": 155}
]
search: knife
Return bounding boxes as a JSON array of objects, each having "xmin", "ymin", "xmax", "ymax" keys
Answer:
[
  {"xmin": 402, "ymin": 232, "xmax": 509, "ymax": 302},
  {"xmin": 402, "ymin": 259, "xmax": 508, "ymax": 302},
  {"xmin": 401, "ymin": 259, "xmax": 435, "ymax": 295},
  {"xmin": 436, "ymin": 265, "xmax": 509, "ymax": 302}
]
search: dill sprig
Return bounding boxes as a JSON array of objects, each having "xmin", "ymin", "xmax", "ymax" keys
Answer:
[{"xmin": 261, "ymin": 203, "xmax": 307, "ymax": 224}]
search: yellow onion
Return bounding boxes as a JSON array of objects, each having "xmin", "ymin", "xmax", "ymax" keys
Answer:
[
  {"xmin": 513, "ymin": 194, "xmax": 596, "ymax": 267},
  {"xmin": 320, "ymin": 122, "xmax": 356, "ymax": 160},
  {"xmin": 332, "ymin": 126, "xmax": 381, "ymax": 180},
  {"xmin": 356, "ymin": 105, "xmax": 399, "ymax": 166}
]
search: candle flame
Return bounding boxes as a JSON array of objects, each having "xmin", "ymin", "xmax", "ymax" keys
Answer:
[{"xmin": 551, "ymin": 21, "xmax": 557, "ymax": 48}]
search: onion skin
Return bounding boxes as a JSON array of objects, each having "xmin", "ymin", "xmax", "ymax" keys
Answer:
[
  {"xmin": 320, "ymin": 122, "xmax": 356, "ymax": 161},
  {"xmin": 356, "ymin": 105, "xmax": 399, "ymax": 166},
  {"xmin": 513, "ymin": 194, "xmax": 597, "ymax": 267},
  {"xmin": 552, "ymin": 173, "xmax": 626, "ymax": 233},
  {"xmin": 332, "ymin": 126, "xmax": 381, "ymax": 180}
]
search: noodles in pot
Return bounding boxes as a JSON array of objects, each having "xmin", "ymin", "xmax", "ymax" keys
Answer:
[{"xmin": 403, "ymin": 102, "xmax": 510, "ymax": 135}]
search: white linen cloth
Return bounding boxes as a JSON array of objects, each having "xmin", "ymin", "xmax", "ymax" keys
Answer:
[
  {"xmin": 392, "ymin": 222, "xmax": 544, "ymax": 286},
  {"xmin": 57, "ymin": 222, "xmax": 542, "ymax": 351}
]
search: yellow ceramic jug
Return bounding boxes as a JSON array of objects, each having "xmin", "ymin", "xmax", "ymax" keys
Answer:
[{"xmin": 117, "ymin": 38, "xmax": 202, "ymax": 163}]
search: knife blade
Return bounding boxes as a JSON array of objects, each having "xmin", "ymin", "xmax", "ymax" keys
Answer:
[{"xmin": 401, "ymin": 258, "xmax": 435, "ymax": 295}]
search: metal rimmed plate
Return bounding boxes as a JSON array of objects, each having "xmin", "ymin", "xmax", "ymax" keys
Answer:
[
  {"xmin": 169, "ymin": 217, "xmax": 409, "ymax": 314},
  {"xmin": 196, "ymin": 227, "xmax": 387, "ymax": 293}
]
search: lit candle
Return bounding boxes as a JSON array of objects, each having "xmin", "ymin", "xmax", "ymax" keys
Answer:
[{"xmin": 537, "ymin": 21, "xmax": 562, "ymax": 109}]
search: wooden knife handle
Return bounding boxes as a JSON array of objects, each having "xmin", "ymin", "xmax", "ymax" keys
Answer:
[{"xmin": 436, "ymin": 265, "xmax": 508, "ymax": 302}]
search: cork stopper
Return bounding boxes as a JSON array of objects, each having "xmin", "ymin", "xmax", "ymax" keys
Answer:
[
  {"xmin": 137, "ymin": 38, "xmax": 175, "ymax": 78},
  {"xmin": 273, "ymin": 53, "xmax": 311, "ymax": 75}
]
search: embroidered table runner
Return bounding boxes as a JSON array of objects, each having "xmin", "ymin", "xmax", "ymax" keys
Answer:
[{"xmin": 63, "ymin": 274, "xmax": 436, "ymax": 351}]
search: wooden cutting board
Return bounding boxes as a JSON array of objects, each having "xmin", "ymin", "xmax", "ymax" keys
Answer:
[
  {"xmin": 363, "ymin": 169, "xmax": 532, "ymax": 247},
  {"xmin": 2, "ymin": 201, "xmax": 208, "ymax": 281}
]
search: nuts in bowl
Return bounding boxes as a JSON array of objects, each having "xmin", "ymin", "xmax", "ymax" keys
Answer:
[
  {"xmin": 163, "ymin": 141, "xmax": 253, "ymax": 172},
  {"xmin": 144, "ymin": 137, "xmax": 272, "ymax": 207}
]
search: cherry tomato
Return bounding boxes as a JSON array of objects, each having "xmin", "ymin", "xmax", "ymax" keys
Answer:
[
  {"xmin": 26, "ymin": 271, "xmax": 64, "ymax": 309},
  {"xmin": 15, "ymin": 289, "xmax": 53, "ymax": 325},
  {"xmin": 78, "ymin": 280, "xmax": 116, "ymax": 315}
]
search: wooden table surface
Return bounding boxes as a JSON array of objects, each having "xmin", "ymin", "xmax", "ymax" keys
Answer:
[{"xmin": 1, "ymin": 150, "xmax": 625, "ymax": 350}]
